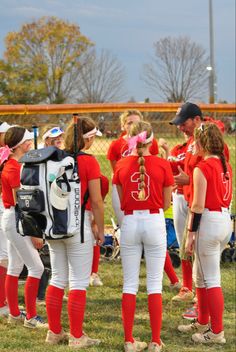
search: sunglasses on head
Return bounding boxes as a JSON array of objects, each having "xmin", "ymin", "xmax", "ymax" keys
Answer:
[{"xmin": 49, "ymin": 127, "xmax": 63, "ymax": 135}]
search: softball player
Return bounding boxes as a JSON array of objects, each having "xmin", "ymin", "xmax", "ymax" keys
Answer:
[
  {"xmin": 45, "ymin": 117, "xmax": 104, "ymax": 348},
  {"xmin": 42, "ymin": 126, "xmax": 64, "ymax": 149},
  {"xmin": 107, "ymin": 110, "xmax": 158, "ymax": 225},
  {"xmin": 1, "ymin": 126, "xmax": 46, "ymax": 327},
  {"xmin": 169, "ymin": 102, "xmax": 230, "ymax": 303},
  {"xmin": 113, "ymin": 121, "xmax": 174, "ymax": 352},
  {"xmin": 178, "ymin": 123, "xmax": 232, "ymax": 345},
  {"xmin": 0, "ymin": 122, "xmax": 11, "ymax": 316}
]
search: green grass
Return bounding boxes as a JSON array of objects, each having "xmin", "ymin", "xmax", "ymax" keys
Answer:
[{"xmin": 0, "ymin": 261, "xmax": 235, "ymax": 352}]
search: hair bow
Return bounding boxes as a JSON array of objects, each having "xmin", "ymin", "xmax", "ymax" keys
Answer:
[
  {"xmin": 128, "ymin": 131, "xmax": 147, "ymax": 152},
  {"xmin": 0, "ymin": 145, "xmax": 11, "ymax": 165}
]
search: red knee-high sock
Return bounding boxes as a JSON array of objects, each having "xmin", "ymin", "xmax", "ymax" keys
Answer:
[
  {"xmin": 164, "ymin": 251, "xmax": 179, "ymax": 284},
  {"xmin": 46, "ymin": 285, "xmax": 64, "ymax": 334},
  {"xmin": 122, "ymin": 293, "xmax": 136, "ymax": 343},
  {"xmin": 5, "ymin": 274, "xmax": 20, "ymax": 316},
  {"xmin": 207, "ymin": 287, "xmax": 224, "ymax": 334},
  {"xmin": 181, "ymin": 259, "xmax": 192, "ymax": 291},
  {"xmin": 0, "ymin": 266, "xmax": 7, "ymax": 307},
  {"xmin": 91, "ymin": 245, "xmax": 100, "ymax": 274},
  {"xmin": 148, "ymin": 293, "xmax": 162, "ymax": 345},
  {"xmin": 68, "ymin": 290, "xmax": 86, "ymax": 338},
  {"xmin": 196, "ymin": 287, "xmax": 209, "ymax": 325},
  {"xmin": 25, "ymin": 276, "xmax": 40, "ymax": 319}
]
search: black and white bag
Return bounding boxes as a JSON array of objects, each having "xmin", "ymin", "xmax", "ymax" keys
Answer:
[{"xmin": 16, "ymin": 146, "xmax": 88, "ymax": 241}]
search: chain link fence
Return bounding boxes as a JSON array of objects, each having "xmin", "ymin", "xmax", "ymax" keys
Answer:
[{"xmin": 1, "ymin": 105, "xmax": 235, "ymax": 226}]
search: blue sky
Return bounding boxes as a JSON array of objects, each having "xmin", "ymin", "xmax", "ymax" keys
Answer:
[{"xmin": 0, "ymin": 0, "xmax": 235, "ymax": 103}]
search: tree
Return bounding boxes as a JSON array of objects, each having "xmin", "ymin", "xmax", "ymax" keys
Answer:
[
  {"xmin": 142, "ymin": 36, "xmax": 209, "ymax": 102},
  {"xmin": 0, "ymin": 16, "xmax": 93, "ymax": 104},
  {"xmin": 76, "ymin": 49, "xmax": 126, "ymax": 103}
]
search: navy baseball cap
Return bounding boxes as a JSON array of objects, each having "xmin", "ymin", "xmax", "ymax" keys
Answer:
[{"xmin": 170, "ymin": 102, "xmax": 202, "ymax": 125}]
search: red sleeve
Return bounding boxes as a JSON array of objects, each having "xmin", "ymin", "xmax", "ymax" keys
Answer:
[
  {"xmin": 163, "ymin": 160, "xmax": 174, "ymax": 187},
  {"xmin": 8, "ymin": 163, "xmax": 21, "ymax": 189},
  {"xmin": 196, "ymin": 162, "xmax": 210, "ymax": 181},
  {"xmin": 107, "ymin": 140, "xmax": 119, "ymax": 161},
  {"xmin": 112, "ymin": 160, "xmax": 122, "ymax": 185},
  {"xmin": 100, "ymin": 174, "xmax": 109, "ymax": 199},
  {"xmin": 150, "ymin": 139, "xmax": 159, "ymax": 155}
]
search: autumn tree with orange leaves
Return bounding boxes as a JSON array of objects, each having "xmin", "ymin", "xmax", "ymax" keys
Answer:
[{"xmin": 0, "ymin": 16, "xmax": 93, "ymax": 104}]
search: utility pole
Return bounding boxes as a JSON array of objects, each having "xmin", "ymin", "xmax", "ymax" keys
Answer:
[{"xmin": 208, "ymin": 0, "xmax": 216, "ymax": 103}]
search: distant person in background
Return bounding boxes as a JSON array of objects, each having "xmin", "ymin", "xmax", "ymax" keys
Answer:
[
  {"xmin": 42, "ymin": 126, "xmax": 64, "ymax": 149},
  {"xmin": 0, "ymin": 122, "xmax": 11, "ymax": 316}
]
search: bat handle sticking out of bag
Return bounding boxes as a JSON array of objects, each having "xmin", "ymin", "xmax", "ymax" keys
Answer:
[
  {"xmin": 32, "ymin": 125, "xmax": 38, "ymax": 150},
  {"xmin": 72, "ymin": 114, "xmax": 79, "ymax": 181}
]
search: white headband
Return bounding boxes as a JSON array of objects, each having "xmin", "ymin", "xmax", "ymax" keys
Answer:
[
  {"xmin": 11, "ymin": 130, "xmax": 34, "ymax": 149},
  {"xmin": 142, "ymin": 132, "xmax": 154, "ymax": 144},
  {"xmin": 83, "ymin": 128, "xmax": 102, "ymax": 138}
]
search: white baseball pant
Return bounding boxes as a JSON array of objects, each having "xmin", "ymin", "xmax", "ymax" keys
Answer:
[
  {"xmin": 48, "ymin": 210, "xmax": 94, "ymax": 290},
  {"xmin": 193, "ymin": 208, "xmax": 232, "ymax": 288},
  {"xmin": 1, "ymin": 207, "xmax": 44, "ymax": 278},
  {"xmin": 112, "ymin": 184, "xmax": 124, "ymax": 226},
  {"xmin": 172, "ymin": 192, "xmax": 188, "ymax": 247},
  {"xmin": 0, "ymin": 199, "xmax": 8, "ymax": 267},
  {"xmin": 120, "ymin": 210, "xmax": 166, "ymax": 295}
]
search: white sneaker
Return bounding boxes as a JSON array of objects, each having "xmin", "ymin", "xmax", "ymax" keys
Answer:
[
  {"xmin": 148, "ymin": 342, "xmax": 163, "ymax": 352},
  {"xmin": 8, "ymin": 310, "xmax": 26, "ymax": 325},
  {"xmin": 0, "ymin": 304, "xmax": 9, "ymax": 317},
  {"xmin": 90, "ymin": 273, "xmax": 103, "ymax": 287},
  {"xmin": 69, "ymin": 333, "xmax": 100, "ymax": 348},
  {"xmin": 178, "ymin": 320, "xmax": 209, "ymax": 333},
  {"xmin": 45, "ymin": 329, "xmax": 68, "ymax": 345},
  {"xmin": 24, "ymin": 315, "xmax": 48, "ymax": 329},
  {"xmin": 192, "ymin": 329, "xmax": 226, "ymax": 344},
  {"xmin": 124, "ymin": 339, "xmax": 147, "ymax": 351}
]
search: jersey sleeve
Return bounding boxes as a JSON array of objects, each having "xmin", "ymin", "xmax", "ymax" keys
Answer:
[
  {"xmin": 196, "ymin": 161, "xmax": 210, "ymax": 181},
  {"xmin": 86, "ymin": 157, "xmax": 101, "ymax": 181},
  {"xmin": 163, "ymin": 160, "xmax": 174, "ymax": 187},
  {"xmin": 112, "ymin": 160, "xmax": 122, "ymax": 185},
  {"xmin": 107, "ymin": 140, "xmax": 119, "ymax": 161},
  {"xmin": 8, "ymin": 164, "xmax": 21, "ymax": 189}
]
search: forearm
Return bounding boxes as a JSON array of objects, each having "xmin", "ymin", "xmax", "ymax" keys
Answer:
[{"xmin": 91, "ymin": 199, "xmax": 104, "ymax": 234}]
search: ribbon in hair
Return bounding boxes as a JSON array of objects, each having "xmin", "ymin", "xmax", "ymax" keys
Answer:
[
  {"xmin": 128, "ymin": 131, "xmax": 147, "ymax": 152},
  {"xmin": 0, "ymin": 145, "xmax": 11, "ymax": 165}
]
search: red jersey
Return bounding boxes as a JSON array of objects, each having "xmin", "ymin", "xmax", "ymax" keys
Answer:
[
  {"xmin": 183, "ymin": 137, "xmax": 230, "ymax": 203},
  {"xmin": 107, "ymin": 136, "xmax": 159, "ymax": 161},
  {"xmin": 190, "ymin": 158, "xmax": 232, "ymax": 210},
  {"xmin": 1, "ymin": 159, "xmax": 21, "ymax": 208},
  {"xmin": 169, "ymin": 141, "xmax": 188, "ymax": 194},
  {"xmin": 77, "ymin": 154, "xmax": 101, "ymax": 210},
  {"xmin": 113, "ymin": 155, "xmax": 174, "ymax": 212}
]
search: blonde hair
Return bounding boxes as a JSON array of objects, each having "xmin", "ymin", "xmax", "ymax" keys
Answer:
[
  {"xmin": 194, "ymin": 123, "xmax": 228, "ymax": 178},
  {"xmin": 64, "ymin": 116, "xmax": 96, "ymax": 153},
  {"xmin": 129, "ymin": 121, "xmax": 153, "ymax": 200},
  {"xmin": 119, "ymin": 109, "xmax": 144, "ymax": 129}
]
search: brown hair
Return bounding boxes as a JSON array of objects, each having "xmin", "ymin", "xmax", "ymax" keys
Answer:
[
  {"xmin": 129, "ymin": 121, "xmax": 153, "ymax": 200},
  {"xmin": 4, "ymin": 126, "xmax": 25, "ymax": 149},
  {"xmin": 194, "ymin": 123, "xmax": 228, "ymax": 178},
  {"xmin": 64, "ymin": 116, "xmax": 96, "ymax": 153},
  {"xmin": 119, "ymin": 109, "xmax": 144, "ymax": 128}
]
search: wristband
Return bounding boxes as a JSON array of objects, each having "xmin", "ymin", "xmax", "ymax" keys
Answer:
[{"xmin": 188, "ymin": 212, "xmax": 202, "ymax": 232}]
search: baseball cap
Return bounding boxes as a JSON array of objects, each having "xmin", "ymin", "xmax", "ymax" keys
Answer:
[
  {"xmin": 170, "ymin": 102, "xmax": 202, "ymax": 125},
  {"xmin": 42, "ymin": 127, "xmax": 64, "ymax": 140},
  {"xmin": 50, "ymin": 173, "xmax": 71, "ymax": 210},
  {"xmin": 0, "ymin": 122, "xmax": 11, "ymax": 133}
]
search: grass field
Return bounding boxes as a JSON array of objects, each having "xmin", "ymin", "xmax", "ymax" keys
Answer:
[{"xmin": 0, "ymin": 261, "xmax": 235, "ymax": 352}]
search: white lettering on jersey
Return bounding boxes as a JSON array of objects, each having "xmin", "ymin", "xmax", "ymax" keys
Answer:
[
  {"xmin": 131, "ymin": 172, "xmax": 150, "ymax": 201},
  {"xmin": 221, "ymin": 172, "xmax": 231, "ymax": 201}
]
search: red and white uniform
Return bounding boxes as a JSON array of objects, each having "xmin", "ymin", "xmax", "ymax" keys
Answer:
[
  {"xmin": 1, "ymin": 158, "xmax": 44, "ymax": 318},
  {"xmin": 169, "ymin": 142, "xmax": 189, "ymax": 247},
  {"xmin": 107, "ymin": 135, "xmax": 158, "ymax": 225},
  {"xmin": 191, "ymin": 158, "xmax": 232, "ymax": 334},
  {"xmin": 113, "ymin": 155, "xmax": 174, "ymax": 294},
  {"xmin": 48, "ymin": 154, "xmax": 101, "ymax": 291}
]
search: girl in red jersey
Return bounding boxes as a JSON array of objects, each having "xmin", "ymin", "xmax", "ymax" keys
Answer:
[
  {"xmin": 113, "ymin": 121, "xmax": 174, "ymax": 352},
  {"xmin": 178, "ymin": 123, "xmax": 232, "ymax": 345},
  {"xmin": 45, "ymin": 117, "xmax": 104, "ymax": 348},
  {"xmin": 1, "ymin": 126, "xmax": 46, "ymax": 327}
]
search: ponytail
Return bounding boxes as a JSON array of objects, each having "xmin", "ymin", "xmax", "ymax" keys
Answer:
[{"xmin": 137, "ymin": 142, "xmax": 146, "ymax": 200}]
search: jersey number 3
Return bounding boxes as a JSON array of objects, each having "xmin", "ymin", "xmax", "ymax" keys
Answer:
[{"xmin": 131, "ymin": 172, "xmax": 150, "ymax": 201}]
